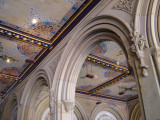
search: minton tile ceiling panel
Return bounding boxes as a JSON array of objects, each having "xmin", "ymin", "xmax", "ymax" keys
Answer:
[
  {"xmin": 90, "ymin": 41, "xmax": 128, "ymax": 67},
  {"xmin": 0, "ymin": 0, "xmax": 85, "ymax": 40},
  {"xmin": 0, "ymin": 35, "xmax": 42, "ymax": 99},
  {"xmin": 76, "ymin": 41, "xmax": 138, "ymax": 101},
  {"xmin": 97, "ymin": 75, "xmax": 137, "ymax": 100},
  {"xmin": 76, "ymin": 62, "xmax": 123, "ymax": 91},
  {"xmin": 0, "ymin": 35, "xmax": 42, "ymax": 77},
  {"xmin": 0, "ymin": 76, "xmax": 15, "ymax": 98}
]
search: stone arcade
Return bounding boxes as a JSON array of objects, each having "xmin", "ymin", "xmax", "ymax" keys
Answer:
[{"xmin": 0, "ymin": 0, "xmax": 160, "ymax": 120}]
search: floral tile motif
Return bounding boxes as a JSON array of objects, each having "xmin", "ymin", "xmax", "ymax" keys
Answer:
[{"xmin": 0, "ymin": 0, "xmax": 85, "ymax": 40}]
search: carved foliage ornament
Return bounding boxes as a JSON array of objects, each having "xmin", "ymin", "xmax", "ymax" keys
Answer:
[
  {"xmin": 113, "ymin": 0, "xmax": 135, "ymax": 14},
  {"xmin": 130, "ymin": 31, "xmax": 149, "ymax": 77}
]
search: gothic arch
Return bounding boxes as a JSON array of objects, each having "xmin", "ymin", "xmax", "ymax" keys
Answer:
[
  {"xmin": 19, "ymin": 69, "xmax": 50, "ymax": 120},
  {"xmin": 53, "ymin": 15, "xmax": 134, "ymax": 120},
  {"xmin": 2, "ymin": 93, "xmax": 18, "ymax": 120},
  {"xmin": 130, "ymin": 103, "xmax": 141, "ymax": 120}
]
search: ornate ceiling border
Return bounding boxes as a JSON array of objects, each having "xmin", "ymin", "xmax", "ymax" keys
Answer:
[{"xmin": 87, "ymin": 55, "xmax": 130, "ymax": 73}]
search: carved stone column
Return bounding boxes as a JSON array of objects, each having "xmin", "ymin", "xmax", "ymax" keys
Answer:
[
  {"xmin": 49, "ymin": 90, "xmax": 56, "ymax": 120},
  {"xmin": 129, "ymin": 31, "xmax": 160, "ymax": 120}
]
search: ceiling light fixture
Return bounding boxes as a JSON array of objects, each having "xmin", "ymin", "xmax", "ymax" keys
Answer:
[
  {"xmin": 25, "ymin": 59, "xmax": 35, "ymax": 63},
  {"xmin": 32, "ymin": 18, "xmax": 38, "ymax": 24},
  {"xmin": 6, "ymin": 58, "xmax": 11, "ymax": 63},
  {"xmin": 94, "ymin": 75, "xmax": 98, "ymax": 78},
  {"xmin": 86, "ymin": 61, "xmax": 94, "ymax": 79},
  {"xmin": 86, "ymin": 74, "xmax": 94, "ymax": 79}
]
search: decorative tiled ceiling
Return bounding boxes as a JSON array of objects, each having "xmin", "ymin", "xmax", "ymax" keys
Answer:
[
  {"xmin": 77, "ymin": 62, "xmax": 123, "ymax": 91},
  {"xmin": 0, "ymin": 0, "xmax": 84, "ymax": 40},
  {"xmin": 76, "ymin": 41, "xmax": 138, "ymax": 102},
  {"xmin": 0, "ymin": 35, "xmax": 42, "ymax": 77},
  {"xmin": 0, "ymin": 0, "xmax": 101, "ymax": 102}
]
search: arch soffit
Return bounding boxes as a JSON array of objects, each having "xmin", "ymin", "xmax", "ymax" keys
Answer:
[
  {"xmin": 20, "ymin": 69, "xmax": 50, "ymax": 104},
  {"xmin": 53, "ymin": 15, "xmax": 132, "ymax": 101},
  {"xmin": 130, "ymin": 103, "xmax": 141, "ymax": 120},
  {"xmin": 34, "ymin": 95, "xmax": 50, "ymax": 120},
  {"xmin": 2, "ymin": 93, "xmax": 18, "ymax": 120},
  {"xmin": 19, "ymin": 69, "xmax": 50, "ymax": 119},
  {"xmin": 148, "ymin": 0, "xmax": 160, "ymax": 48},
  {"xmin": 74, "ymin": 101, "xmax": 88, "ymax": 120}
]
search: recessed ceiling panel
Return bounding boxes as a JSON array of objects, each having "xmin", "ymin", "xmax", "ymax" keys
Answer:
[
  {"xmin": 0, "ymin": 0, "xmax": 85, "ymax": 40},
  {"xmin": 0, "ymin": 35, "xmax": 42, "ymax": 76},
  {"xmin": 97, "ymin": 75, "xmax": 137, "ymax": 100},
  {"xmin": 90, "ymin": 41, "xmax": 128, "ymax": 67},
  {"xmin": 0, "ymin": 76, "xmax": 16, "ymax": 98},
  {"xmin": 77, "ymin": 62, "xmax": 123, "ymax": 91}
]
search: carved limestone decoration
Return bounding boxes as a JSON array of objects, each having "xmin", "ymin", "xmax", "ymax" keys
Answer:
[
  {"xmin": 49, "ymin": 90, "xmax": 56, "ymax": 118},
  {"xmin": 49, "ymin": 53, "xmax": 61, "ymax": 76},
  {"xmin": 63, "ymin": 100, "xmax": 75, "ymax": 112},
  {"xmin": 113, "ymin": 0, "xmax": 135, "ymax": 14},
  {"xmin": 130, "ymin": 31, "xmax": 149, "ymax": 77}
]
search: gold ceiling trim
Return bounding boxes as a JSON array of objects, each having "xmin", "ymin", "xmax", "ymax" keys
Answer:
[
  {"xmin": 0, "ymin": 26, "xmax": 51, "ymax": 48},
  {"xmin": 51, "ymin": 0, "xmax": 93, "ymax": 44},
  {"xmin": 0, "ymin": 73, "xmax": 19, "ymax": 81},
  {"xmin": 87, "ymin": 55, "xmax": 129, "ymax": 73}
]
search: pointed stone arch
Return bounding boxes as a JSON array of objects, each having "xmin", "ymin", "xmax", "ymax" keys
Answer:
[
  {"xmin": 19, "ymin": 69, "xmax": 50, "ymax": 120},
  {"xmin": 53, "ymin": 15, "xmax": 137, "ymax": 120},
  {"xmin": 2, "ymin": 93, "xmax": 18, "ymax": 120}
]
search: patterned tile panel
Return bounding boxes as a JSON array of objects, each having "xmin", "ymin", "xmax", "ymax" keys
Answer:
[
  {"xmin": 76, "ymin": 41, "xmax": 138, "ymax": 101},
  {"xmin": 90, "ymin": 41, "xmax": 128, "ymax": 67},
  {"xmin": 77, "ymin": 61, "xmax": 123, "ymax": 91},
  {"xmin": 0, "ymin": 0, "xmax": 85, "ymax": 40},
  {"xmin": 97, "ymin": 75, "xmax": 137, "ymax": 100},
  {"xmin": 0, "ymin": 35, "xmax": 42, "ymax": 76}
]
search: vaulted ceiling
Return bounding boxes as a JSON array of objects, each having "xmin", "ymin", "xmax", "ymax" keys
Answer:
[{"xmin": 0, "ymin": 0, "xmax": 138, "ymax": 103}]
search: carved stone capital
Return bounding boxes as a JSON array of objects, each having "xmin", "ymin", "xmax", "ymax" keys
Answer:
[
  {"xmin": 130, "ymin": 31, "xmax": 149, "ymax": 77},
  {"xmin": 63, "ymin": 100, "xmax": 75, "ymax": 112}
]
